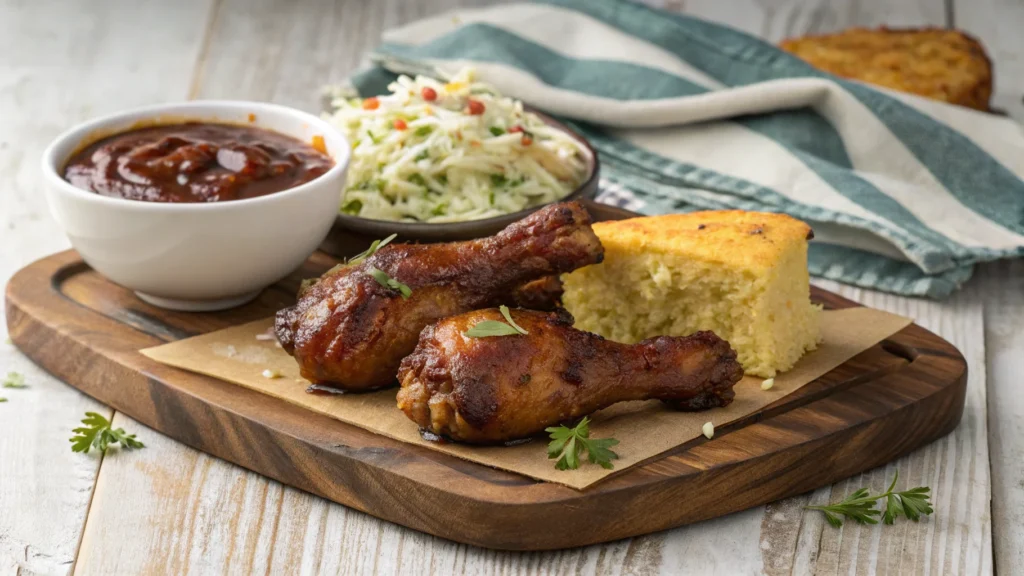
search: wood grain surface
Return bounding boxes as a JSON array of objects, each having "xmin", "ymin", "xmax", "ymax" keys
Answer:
[
  {"xmin": 6, "ymin": 210, "xmax": 967, "ymax": 552},
  {"xmin": 0, "ymin": 0, "xmax": 1018, "ymax": 573},
  {"xmin": 0, "ymin": 1, "xmax": 213, "ymax": 574}
]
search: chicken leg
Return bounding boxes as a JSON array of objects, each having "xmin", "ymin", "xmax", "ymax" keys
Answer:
[
  {"xmin": 275, "ymin": 201, "xmax": 604, "ymax": 391},
  {"xmin": 397, "ymin": 308, "xmax": 744, "ymax": 444}
]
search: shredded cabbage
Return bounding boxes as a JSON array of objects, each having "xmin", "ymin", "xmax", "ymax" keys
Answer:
[{"xmin": 325, "ymin": 68, "xmax": 589, "ymax": 223}]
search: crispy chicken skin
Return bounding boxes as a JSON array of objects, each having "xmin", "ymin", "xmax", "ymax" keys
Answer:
[
  {"xmin": 275, "ymin": 202, "xmax": 604, "ymax": 391},
  {"xmin": 397, "ymin": 309, "xmax": 744, "ymax": 444},
  {"xmin": 509, "ymin": 276, "xmax": 564, "ymax": 311}
]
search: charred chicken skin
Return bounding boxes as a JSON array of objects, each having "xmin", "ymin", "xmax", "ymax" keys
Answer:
[
  {"xmin": 509, "ymin": 276, "xmax": 565, "ymax": 311},
  {"xmin": 397, "ymin": 308, "xmax": 744, "ymax": 444},
  {"xmin": 275, "ymin": 201, "xmax": 604, "ymax": 391}
]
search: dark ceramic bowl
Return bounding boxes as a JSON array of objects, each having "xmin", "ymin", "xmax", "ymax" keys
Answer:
[{"xmin": 319, "ymin": 111, "xmax": 600, "ymax": 259}]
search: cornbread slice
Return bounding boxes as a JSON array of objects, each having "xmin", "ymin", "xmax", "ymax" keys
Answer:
[
  {"xmin": 780, "ymin": 27, "xmax": 992, "ymax": 111},
  {"xmin": 561, "ymin": 211, "xmax": 820, "ymax": 378}
]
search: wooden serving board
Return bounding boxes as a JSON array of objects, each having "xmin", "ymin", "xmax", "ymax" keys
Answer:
[{"xmin": 4, "ymin": 203, "xmax": 966, "ymax": 551}]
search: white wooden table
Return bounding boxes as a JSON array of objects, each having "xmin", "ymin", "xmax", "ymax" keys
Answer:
[{"xmin": 2, "ymin": 1, "xmax": 1021, "ymax": 574}]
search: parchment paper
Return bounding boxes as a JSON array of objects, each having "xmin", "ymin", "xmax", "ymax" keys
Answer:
[{"xmin": 141, "ymin": 308, "xmax": 911, "ymax": 489}]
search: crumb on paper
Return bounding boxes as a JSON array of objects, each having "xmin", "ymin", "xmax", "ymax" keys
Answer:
[
  {"xmin": 213, "ymin": 344, "xmax": 272, "ymax": 364},
  {"xmin": 702, "ymin": 421, "xmax": 714, "ymax": 439},
  {"xmin": 761, "ymin": 378, "xmax": 775, "ymax": 391},
  {"xmin": 262, "ymin": 369, "xmax": 282, "ymax": 379},
  {"xmin": 255, "ymin": 333, "xmax": 276, "ymax": 341}
]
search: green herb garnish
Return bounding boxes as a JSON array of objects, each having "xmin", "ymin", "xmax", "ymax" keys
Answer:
[
  {"xmin": 70, "ymin": 412, "xmax": 145, "ymax": 454},
  {"xmin": 489, "ymin": 126, "xmax": 505, "ymax": 136},
  {"xmin": 414, "ymin": 125, "xmax": 433, "ymax": 137},
  {"xmin": 463, "ymin": 305, "xmax": 528, "ymax": 337},
  {"xmin": 499, "ymin": 305, "xmax": 529, "ymax": 333},
  {"xmin": 431, "ymin": 202, "xmax": 448, "ymax": 216},
  {"xmin": 341, "ymin": 199, "xmax": 363, "ymax": 215},
  {"xmin": 354, "ymin": 179, "xmax": 384, "ymax": 191},
  {"xmin": 490, "ymin": 174, "xmax": 507, "ymax": 187},
  {"xmin": 407, "ymin": 173, "xmax": 427, "ymax": 187},
  {"xmin": 2, "ymin": 371, "xmax": 26, "ymax": 388},
  {"xmin": 805, "ymin": 470, "xmax": 933, "ymax": 528},
  {"xmin": 348, "ymin": 233, "xmax": 397, "ymax": 265},
  {"xmin": 367, "ymin": 130, "xmax": 381, "ymax": 144},
  {"xmin": 546, "ymin": 416, "xmax": 619, "ymax": 470},
  {"xmin": 367, "ymin": 266, "xmax": 412, "ymax": 299},
  {"xmin": 414, "ymin": 150, "xmax": 430, "ymax": 161}
]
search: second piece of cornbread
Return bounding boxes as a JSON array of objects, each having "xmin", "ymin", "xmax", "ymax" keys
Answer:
[
  {"xmin": 561, "ymin": 211, "xmax": 821, "ymax": 378},
  {"xmin": 779, "ymin": 27, "xmax": 992, "ymax": 111}
]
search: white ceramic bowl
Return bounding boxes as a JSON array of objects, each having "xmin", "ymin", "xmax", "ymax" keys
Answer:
[{"xmin": 42, "ymin": 101, "xmax": 350, "ymax": 311}]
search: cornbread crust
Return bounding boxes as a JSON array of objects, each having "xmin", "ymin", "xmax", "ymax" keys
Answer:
[
  {"xmin": 780, "ymin": 27, "xmax": 993, "ymax": 111},
  {"xmin": 561, "ymin": 211, "xmax": 821, "ymax": 378}
]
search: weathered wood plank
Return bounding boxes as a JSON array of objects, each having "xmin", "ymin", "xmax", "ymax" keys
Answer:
[
  {"xmin": 636, "ymin": 3, "xmax": 996, "ymax": 576},
  {"xmin": 647, "ymin": 0, "xmax": 946, "ymax": 41},
  {"xmin": 70, "ymin": 0, "xmax": 769, "ymax": 571},
  {"xmin": 953, "ymin": 1, "xmax": 1024, "ymax": 570},
  {"xmin": 46, "ymin": 0, "xmax": 995, "ymax": 574},
  {"xmin": 75, "ymin": 411, "xmax": 691, "ymax": 575},
  {"xmin": 954, "ymin": 0, "xmax": 1024, "ymax": 121},
  {"xmin": 974, "ymin": 260, "xmax": 1024, "ymax": 575},
  {"xmin": 0, "ymin": 1, "xmax": 212, "ymax": 574},
  {"xmin": 786, "ymin": 280, "xmax": 992, "ymax": 575}
]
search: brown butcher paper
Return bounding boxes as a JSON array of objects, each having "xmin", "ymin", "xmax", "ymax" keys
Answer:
[{"xmin": 141, "ymin": 307, "xmax": 912, "ymax": 489}]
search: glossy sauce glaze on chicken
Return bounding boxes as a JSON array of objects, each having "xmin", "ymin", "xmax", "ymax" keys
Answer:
[
  {"xmin": 397, "ymin": 308, "xmax": 744, "ymax": 444},
  {"xmin": 275, "ymin": 201, "xmax": 604, "ymax": 391}
]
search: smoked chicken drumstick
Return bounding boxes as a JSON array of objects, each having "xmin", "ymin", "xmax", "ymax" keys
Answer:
[
  {"xmin": 397, "ymin": 308, "xmax": 744, "ymax": 444},
  {"xmin": 275, "ymin": 201, "xmax": 604, "ymax": 391}
]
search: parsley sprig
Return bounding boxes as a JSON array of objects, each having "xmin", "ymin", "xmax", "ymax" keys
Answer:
[
  {"xmin": 1, "ymin": 371, "xmax": 27, "ymax": 403},
  {"xmin": 349, "ymin": 233, "xmax": 397, "ymax": 266},
  {"xmin": 302, "ymin": 234, "xmax": 401, "ymax": 295},
  {"xmin": 3, "ymin": 371, "xmax": 27, "ymax": 388},
  {"xmin": 805, "ymin": 470, "xmax": 933, "ymax": 528},
  {"xmin": 367, "ymin": 266, "xmax": 412, "ymax": 299},
  {"xmin": 463, "ymin": 305, "xmax": 528, "ymax": 338},
  {"xmin": 546, "ymin": 416, "xmax": 619, "ymax": 470},
  {"xmin": 70, "ymin": 412, "xmax": 145, "ymax": 454}
]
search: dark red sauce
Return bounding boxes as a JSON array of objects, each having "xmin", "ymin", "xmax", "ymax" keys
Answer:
[{"xmin": 63, "ymin": 122, "xmax": 334, "ymax": 202}]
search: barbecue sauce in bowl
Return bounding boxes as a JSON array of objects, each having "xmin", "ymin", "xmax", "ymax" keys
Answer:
[{"xmin": 63, "ymin": 122, "xmax": 334, "ymax": 202}]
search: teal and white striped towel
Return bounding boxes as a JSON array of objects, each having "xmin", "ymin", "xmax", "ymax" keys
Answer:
[{"xmin": 347, "ymin": 0, "xmax": 1024, "ymax": 297}]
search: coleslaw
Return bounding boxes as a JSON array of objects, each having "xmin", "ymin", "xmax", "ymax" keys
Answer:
[{"xmin": 325, "ymin": 68, "xmax": 590, "ymax": 223}]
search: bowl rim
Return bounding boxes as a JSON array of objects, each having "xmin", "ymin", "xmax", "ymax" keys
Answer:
[
  {"xmin": 332, "ymin": 108, "xmax": 600, "ymax": 233},
  {"xmin": 41, "ymin": 99, "xmax": 351, "ymax": 213}
]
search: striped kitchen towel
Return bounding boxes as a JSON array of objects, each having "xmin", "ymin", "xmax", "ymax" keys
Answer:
[{"xmin": 346, "ymin": 0, "xmax": 1024, "ymax": 297}]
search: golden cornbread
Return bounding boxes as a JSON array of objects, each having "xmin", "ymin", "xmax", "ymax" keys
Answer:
[
  {"xmin": 780, "ymin": 27, "xmax": 992, "ymax": 111},
  {"xmin": 561, "ymin": 211, "xmax": 821, "ymax": 378}
]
